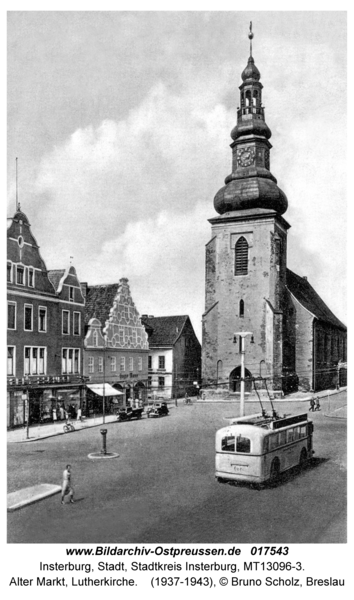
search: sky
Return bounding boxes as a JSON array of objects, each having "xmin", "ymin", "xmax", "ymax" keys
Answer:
[{"xmin": 7, "ymin": 11, "xmax": 347, "ymax": 341}]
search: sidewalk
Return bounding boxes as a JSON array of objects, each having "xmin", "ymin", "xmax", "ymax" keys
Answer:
[
  {"xmin": 7, "ymin": 387, "xmax": 346, "ymax": 444},
  {"xmin": 7, "ymin": 414, "xmax": 118, "ymax": 444},
  {"xmin": 198, "ymin": 386, "xmax": 347, "ymax": 404}
]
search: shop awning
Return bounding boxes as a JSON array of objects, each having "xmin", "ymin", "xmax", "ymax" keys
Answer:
[{"xmin": 87, "ymin": 383, "xmax": 123, "ymax": 397}]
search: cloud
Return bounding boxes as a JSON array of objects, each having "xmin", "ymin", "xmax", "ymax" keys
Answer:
[{"xmin": 14, "ymin": 35, "xmax": 345, "ymax": 340}]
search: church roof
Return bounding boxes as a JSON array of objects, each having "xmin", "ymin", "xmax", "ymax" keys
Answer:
[
  {"xmin": 141, "ymin": 315, "xmax": 190, "ymax": 347},
  {"xmin": 286, "ymin": 269, "xmax": 346, "ymax": 331},
  {"xmin": 84, "ymin": 284, "xmax": 119, "ymax": 326}
]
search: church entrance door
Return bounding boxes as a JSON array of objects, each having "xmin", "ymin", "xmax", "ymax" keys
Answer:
[{"xmin": 229, "ymin": 366, "xmax": 253, "ymax": 393}]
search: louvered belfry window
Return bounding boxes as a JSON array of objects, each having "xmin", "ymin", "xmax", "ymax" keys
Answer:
[{"xmin": 235, "ymin": 237, "xmax": 249, "ymax": 275}]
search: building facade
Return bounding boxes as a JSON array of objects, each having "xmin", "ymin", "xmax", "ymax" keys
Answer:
[
  {"xmin": 82, "ymin": 278, "xmax": 149, "ymax": 413},
  {"xmin": 7, "ymin": 208, "xmax": 86, "ymax": 428},
  {"xmin": 202, "ymin": 36, "xmax": 346, "ymax": 396},
  {"xmin": 141, "ymin": 316, "xmax": 201, "ymax": 399}
]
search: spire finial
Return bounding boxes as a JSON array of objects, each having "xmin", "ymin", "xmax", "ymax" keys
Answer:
[{"xmin": 248, "ymin": 21, "xmax": 254, "ymax": 57}]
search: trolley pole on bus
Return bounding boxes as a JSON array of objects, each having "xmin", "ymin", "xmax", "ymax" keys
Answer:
[{"xmin": 234, "ymin": 332, "xmax": 254, "ymax": 417}]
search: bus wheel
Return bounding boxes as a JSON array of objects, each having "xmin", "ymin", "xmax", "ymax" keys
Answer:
[
  {"xmin": 299, "ymin": 448, "xmax": 308, "ymax": 466},
  {"xmin": 269, "ymin": 458, "xmax": 280, "ymax": 482}
]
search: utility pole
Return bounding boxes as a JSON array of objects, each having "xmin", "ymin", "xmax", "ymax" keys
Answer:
[
  {"xmin": 233, "ymin": 332, "xmax": 254, "ymax": 417},
  {"xmin": 102, "ymin": 335, "xmax": 107, "ymax": 424}
]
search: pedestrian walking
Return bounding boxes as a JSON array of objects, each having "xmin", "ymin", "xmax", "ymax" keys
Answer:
[
  {"xmin": 52, "ymin": 407, "xmax": 57, "ymax": 422},
  {"xmin": 59, "ymin": 405, "xmax": 65, "ymax": 420},
  {"xmin": 315, "ymin": 397, "xmax": 321, "ymax": 411},
  {"xmin": 309, "ymin": 397, "xmax": 315, "ymax": 412},
  {"xmin": 77, "ymin": 407, "xmax": 82, "ymax": 421},
  {"xmin": 61, "ymin": 464, "xmax": 74, "ymax": 504}
]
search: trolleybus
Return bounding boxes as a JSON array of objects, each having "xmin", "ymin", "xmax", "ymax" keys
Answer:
[{"xmin": 215, "ymin": 412, "xmax": 314, "ymax": 484}]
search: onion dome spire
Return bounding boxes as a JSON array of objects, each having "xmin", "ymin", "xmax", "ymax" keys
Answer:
[{"xmin": 214, "ymin": 24, "xmax": 287, "ymax": 216}]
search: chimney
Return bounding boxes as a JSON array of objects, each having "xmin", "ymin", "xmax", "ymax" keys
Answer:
[{"xmin": 303, "ymin": 276, "xmax": 308, "ymax": 281}]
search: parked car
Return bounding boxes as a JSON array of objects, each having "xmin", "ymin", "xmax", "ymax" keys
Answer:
[
  {"xmin": 116, "ymin": 406, "xmax": 143, "ymax": 422},
  {"xmin": 146, "ymin": 402, "xmax": 169, "ymax": 418}
]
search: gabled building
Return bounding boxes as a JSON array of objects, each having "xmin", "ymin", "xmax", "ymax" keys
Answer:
[
  {"xmin": 141, "ymin": 315, "xmax": 201, "ymax": 400},
  {"xmin": 202, "ymin": 31, "xmax": 347, "ymax": 396},
  {"xmin": 7, "ymin": 207, "xmax": 85, "ymax": 427},
  {"xmin": 82, "ymin": 278, "xmax": 149, "ymax": 413},
  {"xmin": 285, "ymin": 270, "xmax": 347, "ymax": 391}
]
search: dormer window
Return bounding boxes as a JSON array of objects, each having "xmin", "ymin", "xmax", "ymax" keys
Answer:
[
  {"xmin": 69, "ymin": 286, "xmax": 74, "ymax": 302},
  {"xmin": 18, "ymin": 235, "xmax": 24, "ymax": 248}
]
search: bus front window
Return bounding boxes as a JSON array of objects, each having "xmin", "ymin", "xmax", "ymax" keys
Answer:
[
  {"xmin": 222, "ymin": 436, "xmax": 235, "ymax": 451},
  {"xmin": 236, "ymin": 436, "xmax": 251, "ymax": 453}
]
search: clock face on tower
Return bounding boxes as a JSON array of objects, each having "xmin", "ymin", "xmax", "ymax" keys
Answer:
[{"xmin": 237, "ymin": 147, "xmax": 255, "ymax": 167}]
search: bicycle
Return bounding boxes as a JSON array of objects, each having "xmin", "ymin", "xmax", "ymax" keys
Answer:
[{"xmin": 63, "ymin": 422, "xmax": 75, "ymax": 433}]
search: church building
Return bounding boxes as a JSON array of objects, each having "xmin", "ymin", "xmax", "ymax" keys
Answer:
[{"xmin": 202, "ymin": 29, "xmax": 346, "ymax": 396}]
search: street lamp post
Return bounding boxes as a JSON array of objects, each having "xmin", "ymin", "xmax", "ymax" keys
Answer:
[
  {"xmin": 233, "ymin": 331, "xmax": 254, "ymax": 417},
  {"xmin": 102, "ymin": 335, "xmax": 107, "ymax": 425}
]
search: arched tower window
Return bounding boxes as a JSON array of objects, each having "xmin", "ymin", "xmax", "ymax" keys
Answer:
[
  {"xmin": 239, "ymin": 299, "xmax": 244, "ymax": 317},
  {"xmin": 245, "ymin": 90, "xmax": 251, "ymax": 107},
  {"xmin": 235, "ymin": 237, "xmax": 249, "ymax": 276}
]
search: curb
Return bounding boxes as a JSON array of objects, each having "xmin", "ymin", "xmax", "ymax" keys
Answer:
[
  {"xmin": 197, "ymin": 388, "xmax": 347, "ymax": 404},
  {"xmin": 7, "ymin": 484, "xmax": 61, "ymax": 512},
  {"xmin": 7, "ymin": 417, "xmax": 118, "ymax": 444}
]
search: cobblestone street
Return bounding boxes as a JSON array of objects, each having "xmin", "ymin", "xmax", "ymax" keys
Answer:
[{"xmin": 8, "ymin": 393, "xmax": 347, "ymax": 544}]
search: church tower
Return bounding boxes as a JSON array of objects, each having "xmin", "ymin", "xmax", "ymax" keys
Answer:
[{"xmin": 202, "ymin": 25, "xmax": 290, "ymax": 396}]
